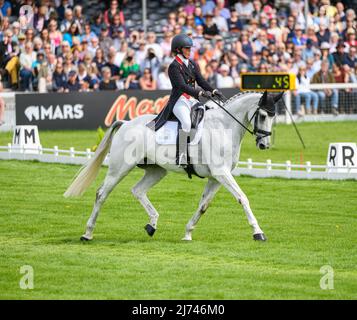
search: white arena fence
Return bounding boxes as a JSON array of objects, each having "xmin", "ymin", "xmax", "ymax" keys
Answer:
[
  {"xmin": 1, "ymin": 144, "xmax": 356, "ymax": 181},
  {"xmin": 1, "ymin": 82, "xmax": 357, "ymax": 132}
]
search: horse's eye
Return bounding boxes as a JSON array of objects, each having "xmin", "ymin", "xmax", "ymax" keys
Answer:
[{"xmin": 260, "ymin": 114, "xmax": 266, "ymax": 121}]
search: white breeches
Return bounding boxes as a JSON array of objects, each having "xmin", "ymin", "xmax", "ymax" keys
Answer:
[{"xmin": 173, "ymin": 96, "xmax": 198, "ymax": 133}]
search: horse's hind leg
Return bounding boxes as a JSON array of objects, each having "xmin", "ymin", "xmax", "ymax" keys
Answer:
[
  {"xmin": 182, "ymin": 178, "xmax": 221, "ymax": 241},
  {"xmin": 131, "ymin": 166, "xmax": 167, "ymax": 237},
  {"xmin": 81, "ymin": 165, "xmax": 134, "ymax": 241}
]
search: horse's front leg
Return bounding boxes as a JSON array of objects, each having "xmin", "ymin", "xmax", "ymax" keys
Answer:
[
  {"xmin": 183, "ymin": 178, "xmax": 221, "ymax": 241},
  {"xmin": 213, "ymin": 170, "xmax": 266, "ymax": 241}
]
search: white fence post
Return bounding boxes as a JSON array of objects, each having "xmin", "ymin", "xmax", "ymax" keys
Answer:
[
  {"xmin": 86, "ymin": 148, "xmax": 91, "ymax": 159},
  {"xmin": 54, "ymin": 146, "xmax": 59, "ymax": 157},
  {"xmin": 306, "ymin": 161, "xmax": 311, "ymax": 173},
  {"xmin": 286, "ymin": 160, "xmax": 291, "ymax": 172},
  {"xmin": 266, "ymin": 159, "xmax": 272, "ymax": 170},
  {"xmin": 70, "ymin": 147, "xmax": 75, "ymax": 158},
  {"xmin": 247, "ymin": 158, "xmax": 253, "ymax": 170}
]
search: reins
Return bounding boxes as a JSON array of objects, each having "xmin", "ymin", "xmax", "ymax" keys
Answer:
[{"xmin": 207, "ymin": 95, "xmax": 268, "ymax": 137}]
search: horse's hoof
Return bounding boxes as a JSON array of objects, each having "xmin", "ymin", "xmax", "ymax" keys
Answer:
[
  {"xmin": 80, "ymin": 235, "xmax": 92, "ymax": 241},
  {"xmin": 253, "ymin": 233, "xmax": 267, "ymax": 241},
  {"xmin": 144, "ymin": 224, "xmax": 156, "ymax": 237},
  {"xmin": 182, "ymin": 236, "xmax": 192, "ymax": 241}
]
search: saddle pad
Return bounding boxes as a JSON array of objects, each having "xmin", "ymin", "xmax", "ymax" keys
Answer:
[{"xmin": 155, "ymin": 120, "xmax": 205, "ymax": 145}]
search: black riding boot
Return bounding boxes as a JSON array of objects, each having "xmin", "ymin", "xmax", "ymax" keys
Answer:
[{"xmin": 177, "ymin": 129, "xmax": 189, "ymax": 167}]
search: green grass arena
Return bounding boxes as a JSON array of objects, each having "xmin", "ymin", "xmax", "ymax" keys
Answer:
[{"xmin": 0, "ymin": 122, "xmax": 356, "ymax": 299}]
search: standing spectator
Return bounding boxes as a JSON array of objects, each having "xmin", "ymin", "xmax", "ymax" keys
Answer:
[
  {"xmin": 19, "ymin": 42, "xmax": 36, "ymax": 91},
  {"xmin": 139, "ymin": 68, "xmax": 156, "ymax": 90},
  {"xmin": 294, "ymin": 65, "xmax": 319, "ymax": 115},
  {"xmin": 311, "ymin": 60, "xmax": 339, "ymax": 115}
]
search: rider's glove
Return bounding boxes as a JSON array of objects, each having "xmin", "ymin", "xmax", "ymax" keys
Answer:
[
  {"xmin": 212, "ymin": 89, "xmax": 225, "ymax": 100},
  {"xmin": 198, "ymin": 90, "xmax": 212, "ymax": 100}
]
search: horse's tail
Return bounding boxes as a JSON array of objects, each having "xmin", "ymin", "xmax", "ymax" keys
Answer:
[{"xmin": 64, "ymin": 121, "xmax": 125, "ymax": 198}]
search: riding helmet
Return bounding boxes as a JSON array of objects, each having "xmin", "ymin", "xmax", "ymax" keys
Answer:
[{"xmin": 171, "ymin": 34, "xmax": 193, "ymax": 54}]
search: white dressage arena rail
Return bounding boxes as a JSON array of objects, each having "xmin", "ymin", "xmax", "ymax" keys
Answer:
[{"xmin": 0, "ymin": 144, "xmax": 356, "ymax": 181}]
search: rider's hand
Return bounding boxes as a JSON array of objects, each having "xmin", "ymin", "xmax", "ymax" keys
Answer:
[
  {"xmin": 199, "ymin": 90, "xmax": 212, "ymax": 100},
  {"xmin": 212, "ymin": 89, "xmax": 224, "ymax": 100}
]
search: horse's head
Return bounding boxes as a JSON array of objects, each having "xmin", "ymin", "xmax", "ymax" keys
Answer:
[{"xmin": 251, "ymin": 91, "xmax": 284, "ymax": 150}]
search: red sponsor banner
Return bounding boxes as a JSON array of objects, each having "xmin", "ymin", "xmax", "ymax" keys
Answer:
[{"xmin": 104, "ymin": 94, "xmax": 170, "ymax": 126}]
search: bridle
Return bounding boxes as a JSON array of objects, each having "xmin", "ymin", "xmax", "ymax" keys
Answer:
[{"xmin": 208, "ymin": 95, "xmax": 275, "ymax": 140}]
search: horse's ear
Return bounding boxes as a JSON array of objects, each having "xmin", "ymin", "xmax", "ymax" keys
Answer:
[
  {"xmin": 260, "ymin": 90, "xmax": 268, "ymax": 106},
  {"xmin": 274, "ymin": 91, "xmax": 284, "ymax": 103}
]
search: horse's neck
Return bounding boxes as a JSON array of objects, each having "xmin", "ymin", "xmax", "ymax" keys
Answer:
[
  {"xmin": 223, "ymin": 94, "xmax": 260, "ymax": 161},
  {"xmin": 225, "ymin": 93, "xmax": 260, "ymax": 138}
]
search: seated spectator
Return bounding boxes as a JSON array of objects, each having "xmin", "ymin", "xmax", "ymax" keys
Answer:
[
  {"xmin": 106, "ymin": 51, "xmax": 120, "ymax": 80},
  {"xmin": 294, "ymin": 65, "xmax": 319, "ymax": 115},
  {"xmin": 99, "ymin": 66, "xmax": 117, "ymax": 91},
  {"xmin": 0, "ymin": 81, "xmax": 5, "ymax": 125},
  {"xmin": 320, "ymin": 42, "xmax": 335, "ymax": 69},
  {"xmin": 52, "ymin": 63, "xmax": 67, "ymax": 92},
  {"xmin": 345, "ymin": 46, "xmax": 357, "ymax": 68},
  {"xmin": 311, "ymin": 60, "xmax": 339, "ymax": 115},
  {"xmin": 216, "ymin": 64, "xmax": 234, "ymax": 89},
  {"xmin": 123, "ymin": 71, "xmax": 140, "ymax": 90},
  {"xmin": 0, "ymin": 0, "xmax": 11, "ymax": 17},
  {"xmin": 120, "ymin": 49, "xmax": 139, "ymax": 79},
  {"xmin": 213, "ymin": 7, "xmax": 228, "ymax": 33},
  {"xmin": 104, "ymin": 0, "xmax": 124, "ymax": 26},
  {"xmin": 99, "ymin": 24, "xmax": 113, "ymax": 59},
  {"xmin": 292, "ymin": 25, "xmax": 307, "ymax": 46},
  {"xmin": 63, "ymin": 22, "xmax": 80, "ymax": 47},
  {"xmin": 0, "ymin": 30, "xmax": 20, "ymax": 89},
  {"xmin": 157, "ymin": 64, "xmax": 171, "ymax": 90},
  {"xmin": 235, "ymin": 32, "xmax": 255, "ymax": 63},
  {"xmin": 333, "ymin": 40, "xmax": 348, "ymax": 67},
  {"xmin": 203, "ymin": 12, "xmax": 219, "ymax": 40},
  {"xmin": 139, "ymin": 68, "xmax": 157, "ymax": 91},
  {"xmin": 141, "ymin": 47, "xmax": 160, "ymax": 81},
  {"xmin": 93, "ymin": 48, "xmax": 106, "ymax": 73},
  {"xmin": 19, "ymin": 42, "xmax": 36, "ymax": 91},
  {"xmin": 235, "ymin": 0, "xmax": 254, "ymax": 23},
  {"xmin": 60, "ymin": 8, "xmax": 74, "ymax": 33},
  {"xmin": 65, "ymin": 70, "xmax": 81, "ymax": 92},
  {"xmin": 227, "ymin": 9, "xmax": 242, "ymax": 33},
  {"xmin": 33, "ymin": 52, "xmax": 51, "ymax": 92}
]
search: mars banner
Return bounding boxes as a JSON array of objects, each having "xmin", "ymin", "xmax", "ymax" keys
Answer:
[{"xmin": 15, "ymin": 89, "xmax": 237, "ymax": 130}]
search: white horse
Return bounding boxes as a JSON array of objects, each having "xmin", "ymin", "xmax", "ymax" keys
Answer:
[{"xmin": 64, "ymin": 91, "xmax": 283, "ymax": 242}]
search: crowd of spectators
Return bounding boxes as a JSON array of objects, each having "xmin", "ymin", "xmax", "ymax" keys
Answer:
[{"xmin": 0, "ymin": 0, "xmax": 356, "ymax": 115}]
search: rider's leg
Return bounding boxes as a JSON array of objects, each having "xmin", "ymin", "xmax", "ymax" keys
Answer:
[{"xmin": 173, "ymin": 100, "xmax": 192, "ymax": 166}]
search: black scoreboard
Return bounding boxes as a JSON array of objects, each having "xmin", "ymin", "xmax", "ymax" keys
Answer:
[{"xmin": 240, "ymin": 73, "xmax": 296, "ymax": 91}]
